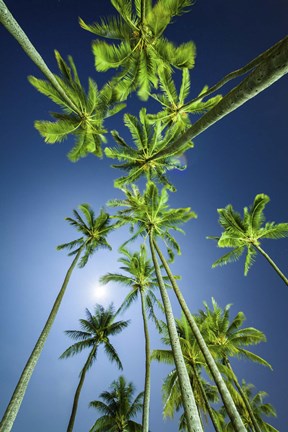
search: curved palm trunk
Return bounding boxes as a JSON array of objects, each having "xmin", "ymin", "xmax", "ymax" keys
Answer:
[
  {"xmin": 139, "ymin": 290, "xmax": 151, "ymax": 432},
  {"xmin": 66, "ymin": 345, "xmax": 97, "ymax": 432},
  {"xmin": 190, "ymin": 363, "xmax": 222, "ymax": 432},
  {"xmin": 224, "ymin": 358, "xmax": 261, "ymax": 432},
  {"xmin": 153, "ymin": 240, "xmax": 247, "ymax": 432},
  {"xmin": 152, "ymin": 36, "xmax": 288, "ymax": 160},
  {"xmin": 253, "ymin": 244, "xmax": 288, "ymax": 286},
  {"xmin": 149, "ymin": 232, "xmax": 204, "ymax": 432},
  {"xmin": 0, "ymin": 0, "xmax": 79, "ymax": 114},
  {"xmin": 0, "ymin": 248, "xmax": 82, "ymax": 432}
]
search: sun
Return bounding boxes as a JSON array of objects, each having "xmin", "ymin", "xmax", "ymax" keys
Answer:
[{"xmin": 92, "ymin": 285, "xmax": 108, "ymax": 300}]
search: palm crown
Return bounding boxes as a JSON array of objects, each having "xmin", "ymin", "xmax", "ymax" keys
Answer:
[
  {"xmin": 108, "ymin": 182, "xmax": 196, "ymax": 259},
  {"xmin": 29, "ymin": 51, "xmax": 125, "ymax": 161},
  {"xmin": 79, "ymin": 0, "xmax": 195, "ymax": 100},
  {"xmin": 89, "ymin": 375, "xmax": 144, "ymax": 432},
  {"xmin": 147, "ymin": 68, "xmax": 222, "ymax": 141},
  {"xmin": 57, "ymin": 204, "xmax": 116, "ymax": 268},
  {"xmin": 208, "ymin": 193, "xmax": 288, "ymax": 277},
  {"xmin": 105, "ymin": 107, "xmax": 192, "ymax": 191}
]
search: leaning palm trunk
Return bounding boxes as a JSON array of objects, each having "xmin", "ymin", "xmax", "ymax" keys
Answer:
[
  {"xmin": 154, "ymin": 241, "xmax": 247, "ymax": 432},
  {"xmin": 140, "ymin": 290, "xmax": 151, "ymax": 432},
  {"xmin": 153, "ymin": 36, "xmax": 288, "ymax": 160},
  {"xmin": 66, "ymin": 345, "xmax": 97, "ymax": 432},
  {"xmin": 224, "ymin": 358, "xmax": 262, "ymax": 432},
  {"xmin": 190, "ymin": 363, "xmax": 222, "ymax": 432},
  {"xmin": 0, "ymin": 0, "xmax": 79, "ymax": 114},
  {"xmin": 0, "ymin": 248, "xmax": 82, "ymax": 432},
  {"xmin": 149, "ymin": 232, "xmax": 204, "ymax": 432},
  {"xmin": 253, "ymin": 244, "xmax": 288, "ymax": 286}
]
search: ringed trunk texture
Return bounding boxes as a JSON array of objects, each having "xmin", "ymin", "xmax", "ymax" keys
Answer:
[
  {"xmin": 0, "ymin": 248, "xmax": 82, "ymax": 432},
  {"xmin": 0, "ymin": 0, "xmax": 79, "ymax": 114},
  {"xmin": 149, "ymin": 233, "xmax": 204, "ymax": 432},
  {"xmin": 66, "ymin": 346, "xmax": 97, "ymax": 432},
  {"xmin": 154, "ymin": 240, "xmax": 247, "ymax": 432},
  {"xmin": 153, "ymin": 36, "xmax": 288, "ymax": 160},
  {"xmin": 140, "ymin": 290, "xmax": 151, "ymax": 432}
]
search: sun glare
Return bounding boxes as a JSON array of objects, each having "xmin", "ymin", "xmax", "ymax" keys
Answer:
[{"xmin": 92, "ymin": 285, "xmax": 108, "ymax": 300}]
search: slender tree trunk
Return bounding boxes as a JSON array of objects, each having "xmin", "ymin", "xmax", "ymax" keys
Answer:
[
  {"xmin": 253, "ymin": 244, "xmax": 288, "ymax": 286},
  {"xmin": 190, "ymin": 363, "xmax": 222, "ymax": 432},
  {"xmin": 0, "ymin": 0, "xmax": 79, "ymax": 114},
  {"xmin": 148, "ymin": 232, "xmax": 204, "ymax": 432},
  {"xmin": 153, "ymin": 240, "xmax": 247, "ymax": 432},
  {"xmin": 66, "ymin": 345, "xmax": 97, "ymax": 432},
  {"xmin": 0, "ymin": 248, "xmax": 82, "ymax": 432},
  {"xmin": 224, "ymin": 359, "xmax": 261, "ymax": 432},
  {"xmin": 140, "ymin": 290, "xmax": 151, "ymax": 432},
  {"xmin": 152, "ymin": 36, "xmax": 288, "ymax": 160}
]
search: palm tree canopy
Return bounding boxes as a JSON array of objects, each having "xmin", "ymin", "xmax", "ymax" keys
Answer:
[
  {"xmin": 196, "ymin": 297, "xmax": 272, "ymax": 368},
  {"xmin": 208, "ymin": 193, "xmax": 288, "ymax": 275},
  {"xmin": 60, "ymin": 304, "xmax": 130, "ymax": 372},
  {"xmin": 89, "ymin": 375, "xmax": 143, "ymax": 432},
  {"xmin": 29, "ymin": 51, "xmax": 125, "ymax": 161},
  {"xmin": 219, "ymin": 381, "xmax": 278, "ymax": 432},
  {"xmin": 105, "ymin": 107, "xmax": 192, "ymax": 191},
  {"xmin": 108, "ymin": 181, "xmax": 197, "ymax": 260},
  {"xmin": 147, "ymin": 68, "xmax": 222, "ymax": 140},
  {"xmin": 57, "ymin": 204, "xmax": 116, "ymax": 268},
  {"xmin": 79, "ymin": 0, "xmax": 196, "ymax": 100}
]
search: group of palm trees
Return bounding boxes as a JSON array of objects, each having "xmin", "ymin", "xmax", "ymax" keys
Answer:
[{"xmin": 1, "ymin": 0, "xmax": 288, "ymax": 431}]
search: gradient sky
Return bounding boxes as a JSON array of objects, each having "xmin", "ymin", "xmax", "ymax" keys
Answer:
[{"xmin": 0, "ymin": 1, "xmax": 288, "ymax": 431}]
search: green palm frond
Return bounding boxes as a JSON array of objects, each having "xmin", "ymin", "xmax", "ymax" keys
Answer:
[{"xmin": 29, "ymin": 51, "xmax": 125, "ymax": 161}]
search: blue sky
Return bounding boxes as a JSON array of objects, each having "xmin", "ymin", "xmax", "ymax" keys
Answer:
[{"xmin": 0, "ymin": 1, "xmax": 288, "ymax": 431}]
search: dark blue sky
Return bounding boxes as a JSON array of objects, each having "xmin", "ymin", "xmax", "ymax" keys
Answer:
[{"xmin": 0, "ymin": 1, "xmax": 287, "ymax": 431}]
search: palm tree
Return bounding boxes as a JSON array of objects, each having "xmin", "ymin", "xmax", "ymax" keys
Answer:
[
  {"xmin": 29, "ymin": 51, "xmax": 125, "ymax": 161},
  {"xmin": 208, "ymin": 193, "xmax": 288, "ymax": 285},
  {"xmin": 147, "ymin": 67, "xmax": 222, "ymax": 140},
  {"xmin": 197, "ymin": 298, "xmax": 272, "ymax": 432},
  {"xmin": 152, "ymin": 316, "xmax": 222, "ymax": 432},
  {"xmin": 61, "ymin": 304, "xmax": 130, "ymax": 432},
  {"xmin": 89, "ymin": 375, "xmax": 143, "ymax": 432},
  {"xmin": 100, "ymin": 245, "xmax": 164, "ymax": 432},
  {"xmin": 219, "ymin": 381, "xmax": 279, "ymax": 432},
  {"xmin": 0, "ymin": 205, "xmax": 116, "ymax": 432},
  {"xmin": 109, "ymin": 181, "xmax": 207, "ymax": 432},
  {"xmin": 105, "ymin": 107, "xmax": 191, "ymax": 191},
  {"xmin": 79, "ymin": 0, "xmax": 196, "ymax": 100}
]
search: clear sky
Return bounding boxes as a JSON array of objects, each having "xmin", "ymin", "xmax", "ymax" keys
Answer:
[{"xmin": 0, "ymin": 1, "xmax": 287, "ymax": 431}]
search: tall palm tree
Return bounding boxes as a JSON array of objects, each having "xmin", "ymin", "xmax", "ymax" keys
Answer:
[
  {"xmin": 61, "ymin": 304, "xmax": 130, "ymax": 432},
  {"xmin": 79, "ymin": 0, "xmax": 196, "ymax": 100},
  {"xmin": 208, "ymin": 193, "xmax": 288, "ymax": 285},
  {"xmin": 100, "ymin": 245, "xmax": 164, "ymax": 432},
  {"xmin": 147, "ymin": 67, "xmax": 222, "ymax": 140},
  {"xmin": 109, "ymin": 181, "xmax": 207, "ymax": 432},
  {"xmin": 89, "ymin": 375, "xmax": 143, "ymax": 432},
  {"xmin": 29, "ymin": 51, "xmax": 125, "ymax": 161},
  {"xmin": 152, "ymin": 316, "xmax": 222, "ymax": 432},
  {"xmin": 219, "ymin": 381, "xmax": 279, "ymax": 432},
  {"xmin": 110, "ymin": 182, "xmax": 247, "ymax": 431},
  {"xmin": 0, "ymin": 205, "xmax": 116, "ymax": 432},
  {"xmin": 105, "ymin": 107, "xmax": 191, "ymax": 191},
  {"xmin": 197, "ymin": 298, "xmax": 272, "ymax": 432}
]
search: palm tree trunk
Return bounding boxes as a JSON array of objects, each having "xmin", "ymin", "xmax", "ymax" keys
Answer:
[
  {"xmin": 224, "ymin": 359, "xmax": 261, "ymax": 432},
  {"xmin": 0, "ymin": 248, "xmax": 82, "ymax": 432},
  {"xmin": 140, "ymin": 290, "xmax": 151, "ymax": 432},
  {"xmin": 66, "ymin": 345, "xmax": 97, "ymax": 432},
  {"xmin": 190, "ymin": 363, "xmax": 222, "ymax": 432},
  {"xmin": 253, "ymin": 244, "xmax": 288, "ymax": 286},
  {"xmin": 153, "ymin": 240, "xmax": 247, "ymax": 432},
  {"xmin": 0, "ymin": 0, "xmax": 79, "ymax": 114},
  {"xmin": 148, "ymin": 232, "xmax": 204, "ymax": 432},
  {"xmin": 152, "ymin": 36, "xmax": 288, "ymax": 160}
]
